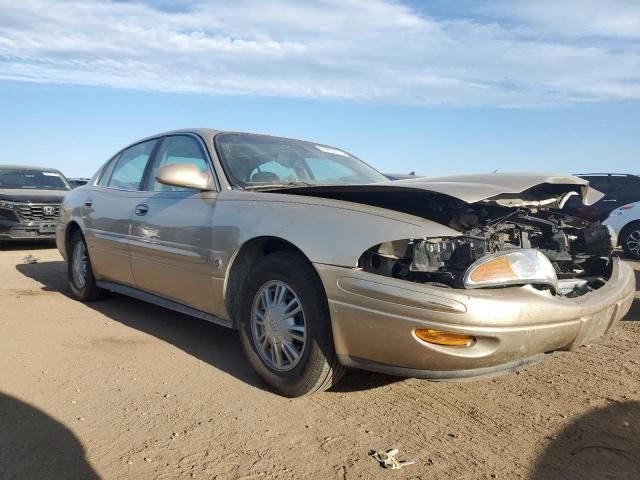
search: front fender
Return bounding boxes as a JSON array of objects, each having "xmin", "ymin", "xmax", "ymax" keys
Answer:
[{"xmin": 212, "ymin": 191, "xmax": 460, "ymax": 268}]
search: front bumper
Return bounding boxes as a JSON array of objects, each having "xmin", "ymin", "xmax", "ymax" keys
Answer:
[
  {"xmin": 0, "ymin": 220, "xmax": 57, "ymax": 241},
  {"xmin": 316, "ymin": 257, "xmax": 635, "ymax": 380}
]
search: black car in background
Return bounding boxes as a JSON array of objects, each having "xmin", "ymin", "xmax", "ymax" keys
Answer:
[
  {"xmin": 0, "ymin": 165, "xmax": 71, "ymax": 243},
  {"xmin": 563, "ymin": 173, "xmax": 640, "ymax": 221}
]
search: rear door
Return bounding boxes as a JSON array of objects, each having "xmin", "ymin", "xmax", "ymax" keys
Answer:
[
  {"xmin": 83, "ymin": 139, "xmax": 158, "ymax": 286},
  {"xmin": 128, "ymin": 134, "xmax": 220, "ymax": 314}
]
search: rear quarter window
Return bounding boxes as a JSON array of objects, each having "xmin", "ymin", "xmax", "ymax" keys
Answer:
[{"xmin": 96, "ymin": 156, "xmax": 119, "ymax": 187}]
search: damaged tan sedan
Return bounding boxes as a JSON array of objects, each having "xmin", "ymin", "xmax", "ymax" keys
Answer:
[{"xmin": 57, "ymin": 129, "xmax": 636, "ymax": 396}]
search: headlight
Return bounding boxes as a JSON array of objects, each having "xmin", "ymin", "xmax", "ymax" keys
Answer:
[
  {"xmin": 0, "ymin": 200, "xmax": 17, "ymax": 210},
  {"xmin": 464, "ymin": 249, "xmax": 558, "ymax": 291}
]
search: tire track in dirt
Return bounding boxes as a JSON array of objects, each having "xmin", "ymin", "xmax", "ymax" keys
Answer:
[
  {"xmin": 313, "ymin": 378, "xmax": 537, "ymax": 478},
  {"xmin": 3, "ymin": 249, "xmax": 639, "ymax": 479},
  {"xmin": 311, "ymin": 317, "xmax": 640, "ymax": 479}
]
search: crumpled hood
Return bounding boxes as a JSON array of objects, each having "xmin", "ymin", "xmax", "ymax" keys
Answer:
[
  {"xmin": 0, "ymin": 189, "xmax": 68, "ymax": 203},
  {"xmin": 274, "ymin": 172, "xmax": 603, "ymax": 207},
  {"xmin": 380, "ymin": 172, "xmax": 603, "ymax": 206}
]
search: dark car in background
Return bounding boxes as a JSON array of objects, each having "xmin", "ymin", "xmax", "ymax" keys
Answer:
[
  {"xmin": 0, "ymin": 165, "xmax": 71, "ymax": 243},
  {"xmin": 563, "ymin": 173, "xmax": 640, "ymax": 221},
  {"xmin": 384, "ymin": 171, "xmax": 420, "ymax": 181}
]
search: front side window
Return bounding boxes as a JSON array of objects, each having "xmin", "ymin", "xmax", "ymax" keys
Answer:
[
  {"xmin": 0, "ymin": 169, "xmax": 71, "ymax": 190},
  {"xmin": 214, "ymin": 133, "xmax": 387, "ymax": 188},
  {"xmin": 107, "ymin": 140, "xmax": 157, "ymax": 190},
  {"xmin": 144, "ymin": 136, "xmax": 210, "ymax": 191}
]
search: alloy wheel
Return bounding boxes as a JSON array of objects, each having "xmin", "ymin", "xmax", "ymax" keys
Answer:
[
  {"xmin": 627, "ymin": 228, "xmax": 640, "ymax": 257},
  {"xmin": 72, "ymin": 241, "xmax": 88, "ymax": 289},
  {"xmin": 251, "ymin": 280, "xmax": 306, "ymax": 372}
]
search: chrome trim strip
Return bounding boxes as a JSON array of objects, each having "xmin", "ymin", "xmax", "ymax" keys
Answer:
[
  {"xmin": 336, "ymin": 276, "xmax": 467, "ymax": 313},
  {"xmin": 338, "ymin": 352, "xmax": 559, "ymax": 381},
  {"xmin": 128, "ymin": 238, "xmax": 207, "ymax": 263},
  {"xmin": 96, "ymin": 280, "xmax": 234, "ymax": 329}
]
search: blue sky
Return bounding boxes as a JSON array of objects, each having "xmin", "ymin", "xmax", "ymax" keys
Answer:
[{"xmin": 0, "ymin": 0, "xmax": 638, "ymax": 178}]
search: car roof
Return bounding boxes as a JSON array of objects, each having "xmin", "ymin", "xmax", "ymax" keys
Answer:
[
  {"xmin": 124, "ymin": 128, "xmax": 342, "ymax": 151},
  {"xmin": 0, "ymin": 164, "xmax": 63, "ymax": 173},
  {"xmin": 128, "ymin": 128, "xmax": 234, "ymax": 146}
]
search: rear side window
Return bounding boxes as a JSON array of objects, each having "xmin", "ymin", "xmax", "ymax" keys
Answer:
[
  {"xmin": 144, "ymin": 136, "xmax": 210, "ymax": 191},
  {"xmin": 108, "ymin": 140, "xmax": 157, "ymax": 190},
  {"xmin": 611, "ymin": 176, "xmax": 640, "ymax": 192}
]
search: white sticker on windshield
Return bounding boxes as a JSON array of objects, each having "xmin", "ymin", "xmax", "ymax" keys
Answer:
[
  {"xmin": 315, "ymin": 145, "xmax": 349, "ymax": 157},
  {"xmin": 42, "ymin": 172, "xmax": 61, "ymax": 177}
]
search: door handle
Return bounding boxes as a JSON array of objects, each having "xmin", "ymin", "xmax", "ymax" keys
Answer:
[
  {"xmin": 84, "ymin": 199, "xmax": 93, "ymax": 207},
  {"xmin": 134, "ymin": 204, "xmax": 149, "ymax": 216},
  {"xmin": 603, "ymin": 199, "xmax": 617, "ymax": 202}
]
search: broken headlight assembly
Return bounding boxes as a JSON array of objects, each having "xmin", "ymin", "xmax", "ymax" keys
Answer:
[
  {"xmin": 358, "ymin": 207, "xmax": 613, "ymax": 296},
  {"xmin": 463, "ymin": 249, "xmax": 558, "ymax": 291}
]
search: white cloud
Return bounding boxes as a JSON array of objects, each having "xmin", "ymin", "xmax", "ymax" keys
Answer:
[
  {"xmin": 0, "ymin": 0, "xmax": 638, "ymax": 106},
  {"xmin": 481, "ymin": 0, "xmax": 640, "ymax": 40}
]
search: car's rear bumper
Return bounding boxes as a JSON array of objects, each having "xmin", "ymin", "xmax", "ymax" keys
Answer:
[{"xmin": 316, "ymin": 257, "xmax": 635, "ymax": 379}]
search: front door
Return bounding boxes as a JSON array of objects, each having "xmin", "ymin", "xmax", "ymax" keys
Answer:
[{"xmin": 129, "ymin": 135, "xmax": 219, "ymax": 314}]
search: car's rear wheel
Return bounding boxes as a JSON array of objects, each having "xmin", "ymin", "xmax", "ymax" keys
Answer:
[
  {"xmin": 620, "ymin": 221, "xmax": 640, "ymax": 260},
  {"xmin": 238, "ymin": 252, "xmax": 345, "ymax": 397},
  {"xmin": 68, "ymin": 231, "xmax": 105, "ymax": 301}
]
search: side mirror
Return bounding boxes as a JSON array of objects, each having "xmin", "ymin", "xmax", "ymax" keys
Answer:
[{"xmin": 155, "ymin": 163, "xmax": 213, "ymax": 191}]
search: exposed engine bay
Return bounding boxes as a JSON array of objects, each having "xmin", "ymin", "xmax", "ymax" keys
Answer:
[
  {"xmin": 359, "ymin": 204, "xmax": 613, "ymax": 296},
  {"xmin": 268, "ymin": 176, "xmax": 614, "ymax": 297}
]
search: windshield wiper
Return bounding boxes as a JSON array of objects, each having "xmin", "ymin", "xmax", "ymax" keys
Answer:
[{"xmin": 242, "ymin": 181, "xmax": 317, "ymax": 190}]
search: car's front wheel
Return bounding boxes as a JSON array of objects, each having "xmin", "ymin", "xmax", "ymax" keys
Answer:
[
  {"xmin": 68, "ymin": 231, "xmax": 105, "ymax": 301},
  {"xmin": 238, "ymin": 252, "xmax": 345, "ymax": 397},
  {"xmin": 620, "ymin": 221, "xmax": 640, "ymax": 260}
]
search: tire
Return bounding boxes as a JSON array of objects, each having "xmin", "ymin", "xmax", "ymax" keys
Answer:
[
  {"xmin": 620, "ymin": 221, "xmax": 640, "ymax": 260},
  {"xmin": 238, "ymin": 252, "xmax": 345, "ymax": 397},
  {"xmin": 67, "ymin": 231, "xmax": 106, "ymax": 301}
]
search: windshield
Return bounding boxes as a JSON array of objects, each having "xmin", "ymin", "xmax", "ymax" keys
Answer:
[
  {"xmin": 0, "ymin": 169, "xmax": 71, "ymax": 191},
  {"xmin": 214, "ymin": 133, "xmax": 388, "ymax": 188}
]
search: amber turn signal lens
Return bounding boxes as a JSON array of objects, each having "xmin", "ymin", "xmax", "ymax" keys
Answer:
[
  {"xmin": 415, "ymin": 328, "xmax": 475, "ymax": 347},
  {"xmin": 468, "ymin": 255, "xmax": 515, "ymax": 283}
]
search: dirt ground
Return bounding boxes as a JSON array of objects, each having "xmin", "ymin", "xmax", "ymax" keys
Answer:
[{"xmin": 1, "ymin": 243, "xmax": 639, "ymax": 480}]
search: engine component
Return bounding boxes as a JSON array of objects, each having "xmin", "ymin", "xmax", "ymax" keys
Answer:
[{"xmin": 359, "ymin": 206, "xmax": 613, "ymax": 295}]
